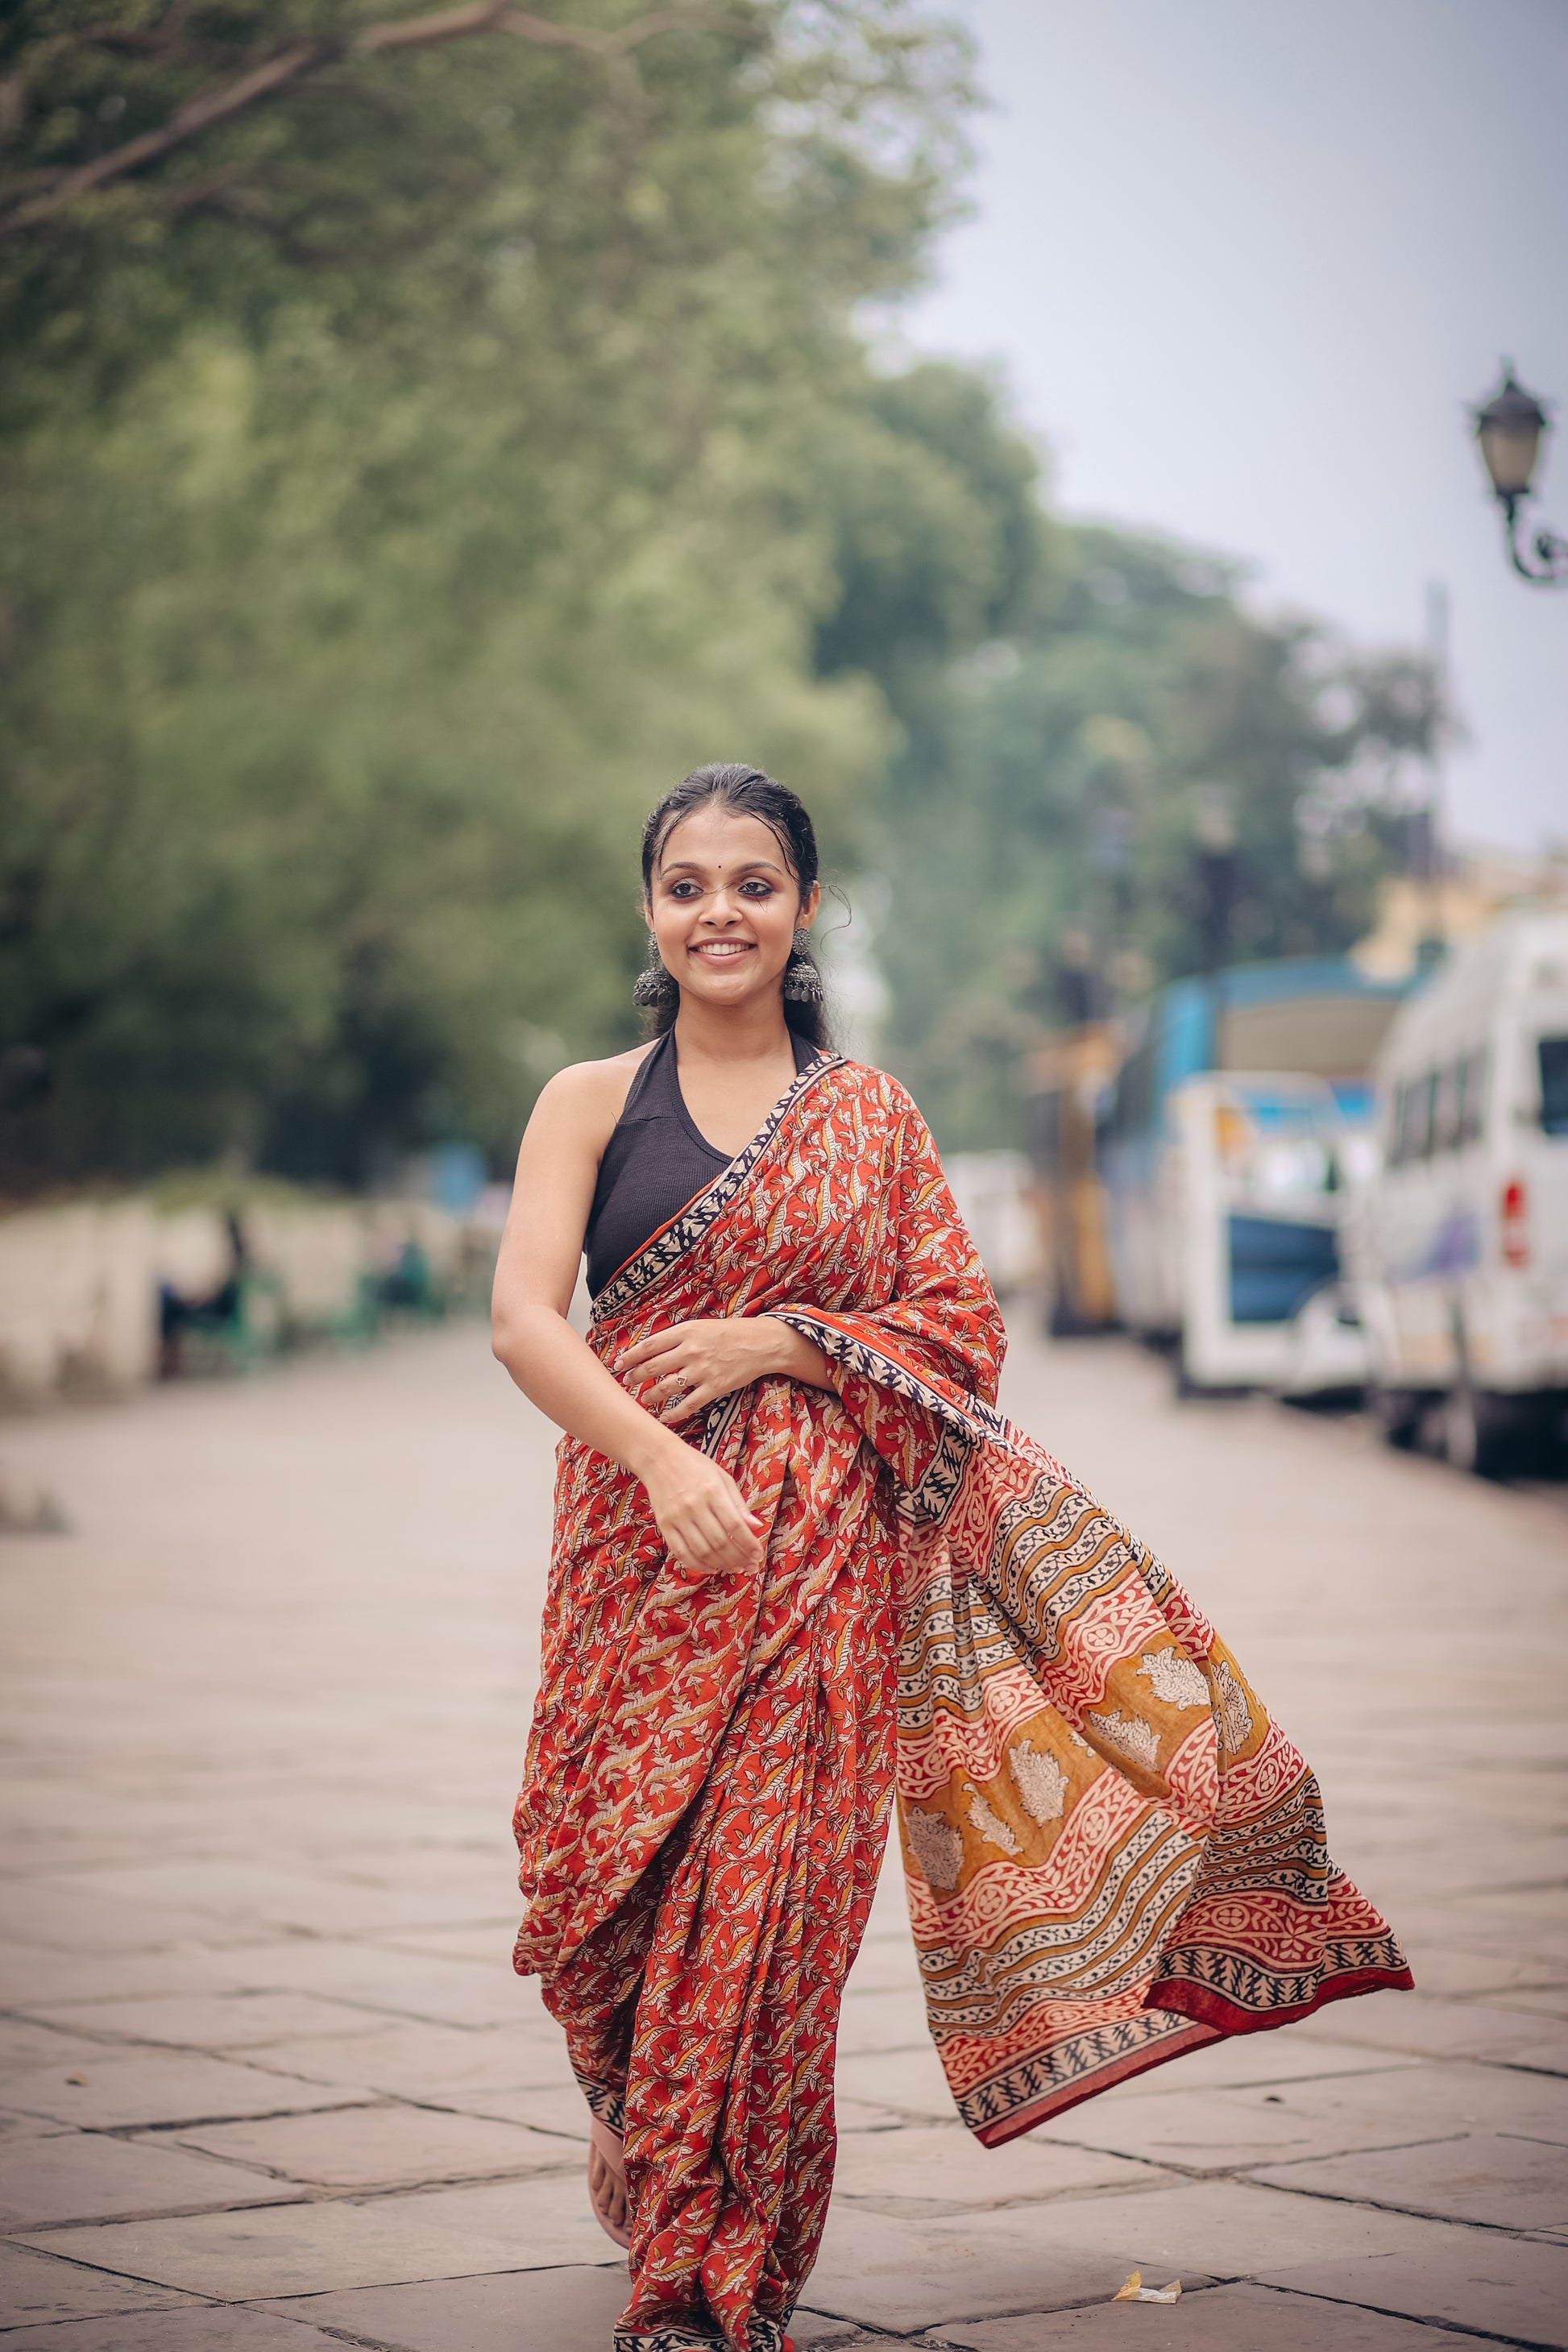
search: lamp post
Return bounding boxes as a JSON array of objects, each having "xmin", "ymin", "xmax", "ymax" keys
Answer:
[
  {"xmin": 1471, "ymin": 363, "xmax": 1568, "ymax": 585},
  {"xmin": 1192, "ymin": 785, "xmax": 1238, "ymax": 1071}
]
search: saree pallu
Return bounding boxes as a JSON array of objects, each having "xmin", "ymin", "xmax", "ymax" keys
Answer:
[{"xmin": 513, "ymin": 1053, "xmax": 1410, "ymax": 2352}]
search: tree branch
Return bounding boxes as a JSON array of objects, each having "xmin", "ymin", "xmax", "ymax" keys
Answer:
[
  {"xmin": 359, "ymin": 4, "xmax": 755, "ymax": 57},
  {"xmin": 5, "ymin": 44, "xmax": 321, "ymax": 229},
  {"xmin": 1, "ymin": 6, "xmax": 761, "ymax": 234}
]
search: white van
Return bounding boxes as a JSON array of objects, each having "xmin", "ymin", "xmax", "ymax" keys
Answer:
[
  {"xmin": 944, "ymin": 1150, "xmax": 1045, "ymax": 1300},
  {"xmin": 1356, "ymin": 909, "xmax": 1568, "ymax": 1472},
  {"xmin": 1167, "ymin": 1072, "xmax": 1371, "ymax": 1396}
]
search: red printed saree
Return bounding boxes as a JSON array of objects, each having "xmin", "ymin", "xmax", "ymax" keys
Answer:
[{"xmin": 512, "ymin": 1052, "xmax": 1410, "ymax": 2352}]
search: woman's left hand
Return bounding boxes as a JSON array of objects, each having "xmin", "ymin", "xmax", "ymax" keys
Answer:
[{"xmin": 616, "ymin": 1317, "xmax": 822, "ymax": 1425}]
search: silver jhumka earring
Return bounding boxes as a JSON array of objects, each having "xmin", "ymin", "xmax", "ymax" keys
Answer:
[
  {"xmin": 632, "ymin": 942, "xmax": 674, "ymax": 1008},
  {"xmin": 782, "ymin": 927, "xmax": 823, "ymax": 1002}
]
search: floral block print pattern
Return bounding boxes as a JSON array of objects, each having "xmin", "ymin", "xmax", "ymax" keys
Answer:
[{"xmin": 512, "ymin": 1054, "xmax": 1411, "ymax": 2352}]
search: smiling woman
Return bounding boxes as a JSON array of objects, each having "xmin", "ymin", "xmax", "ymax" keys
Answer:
[
  {"xmin": 632, "ymin": 765, "xmax": 832, "ymax": 1071},
  {"xmin": 488, "ymin": 762, "xmax": 1411, "ymax": 2352}
]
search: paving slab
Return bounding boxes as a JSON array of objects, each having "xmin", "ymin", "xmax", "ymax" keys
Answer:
[
  {"xmin": 1035, "ymin": 2060, "xmax": 1568, "ymax": 2173},
  {"xmin": 3, "ymin": 1317, "xmax": 1565, "ymax": 2339},
  {"xmin": 0, "ymin": 1941, "xmax": 268, "ymax": 2009},
  {"xmin": 15, "ymin": 1861, "xmax": 503, "ymax": 1943},
  {"xmin": 0, "ymin": 2308, "xmax": 348, "ymax": 2350},
  {"xmin": 1495, "ymin": 1988, "xmax": 1568, "ymax": 2023},
  {"xmin": 801, "ymin": 2184, "xmax": 1490, "ymax": 2332},
  {"xmin": 239, "ymin": 2019, "xmax": 566, "ymax": 2101},
  {"xmin": 925, "ymin": 2279, "xmax": 1507, "ymax": 2348},
  {"xmin": 18, "ymin": 2172, "xmax": 614, "ymax": 2299},
  {"xmin": 184, "ymin": 1939, "xmax": 539, "ymax": 2029},
  {"xmin": 1247, "ymin": 2129, "xmax": 1568, "ymax": 2237},
  {"xmin": 1396, "ymin": 1948, "xmax": 1568, "ymax": 2001},
  {"xmin": 1258, "ymin": 2238, "xmax": 1568, "ymax": 2349},
  {"xmin": 0, "ymin": 2123, "xmax": 299, "ymax": 2230},
  {"xmin": 0, "ymin": 2050, "xmax": 363, "ymax": 2131},
  {"xmin": 1446, "ymin": 1887, "xmax": 1568, "ymax": 1940},
  {"xmin": 0, "ymin": 2242, "xmax": 200, "ymax": 2328},
  {"xmin": 833, "ymin": 2098, "xmax": 915, "ymax": 2134},
  {"xmin": 787, "ymin": 2318, "xmax": 874, "ymax": 2350},
  {"xmin": 836, "ymin": 2005, "xmax": 935, "ymax": 2060},
  {"xmin": 425, "ymin": 2083, "xmax": 594, "ymax": 2140},
  {"xmin": 1292, "ymin": 1990, "xmax": 1568, "ymax": 2072},
  {"xmin": 0, "ymin": 2022, "xmax": 117, "ymax": 2076},
  {"xmin": 1085, "ymin": 2032, "xmax": 1421, "ymax": 2101},
  {"xmin": 15, "ymin": 1989, "xmax": 404, "ymax": 2051},
  {"xmin": 834, "ymin": 2042, "xmax": 966, "ymax": 2121},
  {"xmin": 259, "ymin": 2262, "xmax": 629, "ymax": 2349},
  {"xmin": 0, "ymin": 1884, "xmax": 255, "ymax": 1956},
  {"xmin": 372, "ymin": 1927, "xmax": 525, "ymax": 1968},
  {"xmin": 168, "ymin": 2102, "xmax": 583, "ymax": 2189},
  {"xmin": 828, "ymin": 2122, "xmax": 1170, "ymax": 2215},
  {"xmin": 842, "ymin": 1942, "xmax": 923, "ymax": 1996},
  {"xmin": 802, "ymin": 2203, "xmax": 1200, "ymax": 2333}
]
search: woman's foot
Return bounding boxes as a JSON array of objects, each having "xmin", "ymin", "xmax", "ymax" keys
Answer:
[{"xmin": 587, "ymin": 2114, "xmax": 631, "ymax": 2248}]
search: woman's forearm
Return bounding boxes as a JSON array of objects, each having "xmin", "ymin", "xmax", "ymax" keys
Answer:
[
  {"xmin": 493, "ymin": 1305, "xmax": 835, "ymax": 1479},
  {"xmin": 493, "ymin": 1305, "xmax": 682, "ymax": 1483},
  {"xmin": 757, "ymin": 1317, "xmax": 835, "ymax": 1390}
]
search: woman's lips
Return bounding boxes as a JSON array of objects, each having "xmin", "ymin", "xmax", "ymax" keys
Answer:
[{"xmin": 688, "ymin": 942, "xmax": 757, "ymax": 960}]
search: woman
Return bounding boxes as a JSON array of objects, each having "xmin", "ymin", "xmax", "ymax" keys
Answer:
[{"xmin": 492, "ymin": 763, "xmax": 1410, "ymax": 2352}]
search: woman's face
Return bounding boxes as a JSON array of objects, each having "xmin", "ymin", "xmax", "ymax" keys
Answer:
[{"xmin": 646, "ymin": 804, "xmax": 819, "ymax": 1018}]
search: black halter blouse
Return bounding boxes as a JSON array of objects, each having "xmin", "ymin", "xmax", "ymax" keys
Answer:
[{"xmin": 583, "ymin": 1027, "xmax": 819, "ymax": 1299}]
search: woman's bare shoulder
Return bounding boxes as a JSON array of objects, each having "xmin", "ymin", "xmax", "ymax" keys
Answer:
[{"xmin": 528, "ymin": 1043, "xmax": 657, "ymax": 1151}]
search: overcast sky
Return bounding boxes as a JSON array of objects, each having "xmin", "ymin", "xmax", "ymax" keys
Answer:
[{"xmin": 899, "ymin": 0, "xmax": 1567, "ymax": 855}]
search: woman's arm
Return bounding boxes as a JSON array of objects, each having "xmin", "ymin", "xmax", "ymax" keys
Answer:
[
  {"xmin": 491, "ymin": 1064, "xmax": 766, "ymax": 1578},
  {"xmin": 616, "ymin": 1315, "xmax": 833, "ymax": 1426}
]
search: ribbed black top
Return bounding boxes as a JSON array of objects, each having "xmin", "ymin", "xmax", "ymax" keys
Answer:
[{"xmin": 584, "ymin": 1027, "xmax": 818, "ymax": 1298}]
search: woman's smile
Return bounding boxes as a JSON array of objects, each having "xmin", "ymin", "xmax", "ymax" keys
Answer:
[{"xmin": 688, "ymin": 940, "xmax": 756, "ymax": 961}]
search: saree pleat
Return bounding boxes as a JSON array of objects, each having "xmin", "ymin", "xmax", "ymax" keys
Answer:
[{"xmin": 514, "ymin": 1052, "xmax": 1410, "ymax": 2349}]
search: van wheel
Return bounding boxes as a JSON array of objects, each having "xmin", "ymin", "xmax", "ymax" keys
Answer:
[
  {"xmin": 1371, "ymin": 1388, "xmax": 1421, "ymax": 1450},
  {"xmin": 1441, "ymin": 1381, "xmax": 1515, "ymax": 1478}
]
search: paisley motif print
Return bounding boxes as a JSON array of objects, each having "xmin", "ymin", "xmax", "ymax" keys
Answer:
[{"xmin": 512, "ymin": 1056, "xmax": 1411, "ymax": 2350}]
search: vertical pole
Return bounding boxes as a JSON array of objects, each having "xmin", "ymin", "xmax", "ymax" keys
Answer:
[{"xmin": 1418, "ymin": 581, "xmax": 1449, "ymax": 969}]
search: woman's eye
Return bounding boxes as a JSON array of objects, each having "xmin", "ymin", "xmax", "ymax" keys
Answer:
[
  {"xmin": 739, "ymin": 881, "xmax": 774, "ymax": 898},
  {"xmin": 667, "ymin": 882, "xmax": 700, "ymax": 898}
]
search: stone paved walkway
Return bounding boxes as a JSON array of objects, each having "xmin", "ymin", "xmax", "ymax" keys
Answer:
[{"xmin": 0, "ymin": 1317, "xmax": 1564, "ymax": 2349}]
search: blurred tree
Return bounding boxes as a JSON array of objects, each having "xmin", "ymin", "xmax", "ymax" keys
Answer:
[
  {"xmin": 865, "ymin": 525, "xmax": 1440, "ymax": 1147},
  {"xmin": 0, "ymin": 0, "xmax": 972, "ymax": 1188},
  {"xmin": 0, "ymin": 2, "xmax": 1440, "ymax": 1186},
  {"xmin": 808, "ymin": 362, "xmax": 1052, "ymax": 689}
]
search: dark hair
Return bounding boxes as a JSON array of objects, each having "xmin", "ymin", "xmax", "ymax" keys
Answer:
[{"xmin": 637, "ymin": 762, "xmax": 830, "ymax": 1047}]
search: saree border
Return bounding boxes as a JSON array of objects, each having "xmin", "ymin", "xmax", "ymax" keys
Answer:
[
  {"xmin": 966, "ymin": 2009, "xmax": 1217, "ymax": 2147},
  {"xmin": 774, "ymin": 1309, "xmax": 1019, "ymax": 1525},
  {"xmin": 591, "ymin": 1050, "xmax": 847, "ymax": 1328}
]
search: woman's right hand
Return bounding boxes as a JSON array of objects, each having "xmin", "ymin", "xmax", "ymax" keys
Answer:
[{"xmin": 639, "ymin": 1440, "xmax": 766, "ymax": 1578}]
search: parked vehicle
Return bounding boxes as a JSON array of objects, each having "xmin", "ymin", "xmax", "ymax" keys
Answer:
[
  {"xmin": 944, "ymin": 1150, "xmax": 1044, "ymax": 1300},
  {"xmin": 1099, "ymin": 958, "xmax": 1408, "ymax": 1394},
  {"xmin": 1151, "ymin": 1072, "xmax": 1373, "ymax": 1395},
  {"xmin": 1354, "ymin": 909, "xmax": 1568, "ymax": 1472}
]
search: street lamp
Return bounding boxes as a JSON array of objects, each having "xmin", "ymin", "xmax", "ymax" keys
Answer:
[{"xmin": 1471, "ymin": 363, "xmax": 1568, "ymax": 585}]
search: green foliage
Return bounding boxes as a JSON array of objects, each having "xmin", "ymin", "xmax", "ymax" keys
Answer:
[
  {"xmin": 869, "ymin": 525, "xmax": 1438, "ymax": 1147},
  {"xmin": 1, "ymin": 0, "xmax": 965, "ymax": 1190},
  {"xmin": 0, "ymin": 1, "xmax": 1437, "ymax": 1187},
  {"xmin": 811, "ymin": 362, "xmax": 1052, "ymax": 686}
]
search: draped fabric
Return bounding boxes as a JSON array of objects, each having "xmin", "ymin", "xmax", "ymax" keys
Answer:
[{"xmin": 512, "ymin": 1053, "xmax": 1410, "ymax": 2352}]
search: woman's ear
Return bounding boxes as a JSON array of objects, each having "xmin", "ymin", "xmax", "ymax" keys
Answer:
[{"xmin": 799, "ymin": 879, "xmax": 823, "ymax": 925}]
